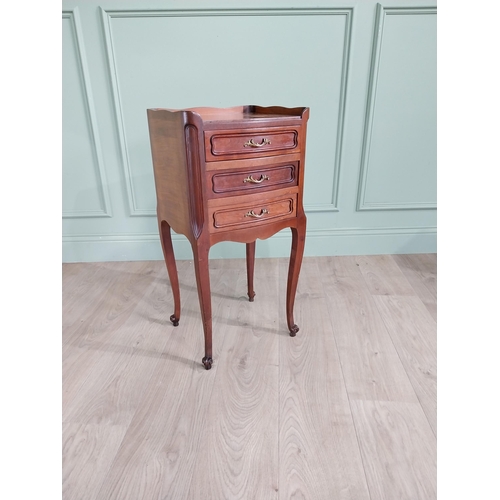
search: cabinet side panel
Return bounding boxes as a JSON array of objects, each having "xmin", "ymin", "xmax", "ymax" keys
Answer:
[{"xmin": 147, "ymin": 110, "xmax": 191, "ymax": 237}]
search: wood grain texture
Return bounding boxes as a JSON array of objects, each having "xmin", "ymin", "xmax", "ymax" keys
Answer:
[
  {"xmin": 94, "ymin": 260, "xmax": 234, "ymax": 500},
  {"xmin": 322, "ymin": 255, "xmax": 365, "ymax": 278},
  {"xmin": 320, "ymin": 260, "xmax": 418, "ymax": 403},
  {"xmin": 373, "ymin": 295, "xmax": 437, "ymax": 435},
  {"xmin": 62, "ymin": 261, "xmax": 156, "ymax": 347},
  {"xmin": 188, "ymin": 259, "xmax": 280, "ymax": 499},
  {"xmin": 62, "ymin": 254, "xmax": 436, "ymax": 500},
  {"xmin": 279, "ymin": 258, "xmax": 370, "ymax": 500},
  {"xmin": 62, "ymin": 261, "xmax": 158, "ymax": 402},
  {"xmin": 62, "ymin": 422, "xmax": 128, "ymax": 500},
  {"xmin": 393, "ymin": 253, "xmax": 437, "ymax": 321},
  {"xmin": 63, "ymin": 269, "xmax": 175, "ymax": 425},
  {"xmin": 355, "ymin": 254, "xmax": 415, "ymax": 296},
  {"xmin": 62, "ymin": 262, "xmax": 192, "ymax": 499},
  {"xmin": 147, "ymin": 109, "xmax": 193, "ymax": 237},
  {"xmin": 350, "ymin": 400, "xmax": 436, "ymax": 500},
  {"xmin": 62, "ymin": 262, "xmax": 127, "ymax": 337}
]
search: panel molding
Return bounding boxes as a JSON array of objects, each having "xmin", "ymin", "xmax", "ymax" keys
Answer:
[
  {"xmin": 356, "ymin": 4, "xmax": 437, "ymax": 212},
  {"xmin": 100, "ymin": 7, "xmax": 353, "ymax": 216},
  {"xmin": 63, "ymin": 225, "xmax": 437, "ymax": 262},
  {"xmin": 62, "ymin": 8, "xmax": 112, "ymax": 218}
]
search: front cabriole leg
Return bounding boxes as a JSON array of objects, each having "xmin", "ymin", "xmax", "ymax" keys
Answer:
[
  {"xmin": 286, "ymin": 216, "xmax": 306, "ymax": 336},
  {"xmin": 192, "ymin": 241, "xmax": 213, "ymax": 369}
]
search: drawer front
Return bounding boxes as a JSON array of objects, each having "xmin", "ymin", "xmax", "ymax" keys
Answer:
[
  {"xmin": 205, "ymin": 127, "xmax": 300, "ymax": 161},
  {"xmin": 211, "ymin": 195, "xmax": 297, "ymax": 232},
  {"xmin": 210, "ymin": 163, "xmax": 297, "ymax": 196}
]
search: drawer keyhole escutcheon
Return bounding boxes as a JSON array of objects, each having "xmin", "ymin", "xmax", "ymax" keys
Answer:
[
  {"xmin": 244, "ymin": 208, "xmax": 269, "ymax": 218},
  {"xmin": 244, "ymin": 138, "xmax": 271, "ymax": 148},
  {"xmin": 243, "ymin": 174, "xmax": 270, "ymax": 184}
]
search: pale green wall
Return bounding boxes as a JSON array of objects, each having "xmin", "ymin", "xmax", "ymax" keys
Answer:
[{"xmin": 62, "ymin": 0, "xmax": 436, "ymax": 262}]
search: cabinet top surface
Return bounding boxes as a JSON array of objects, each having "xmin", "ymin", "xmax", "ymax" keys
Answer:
[{"xmin": 148, "ymin": 105, "xmax": 309, "ymax": 124}]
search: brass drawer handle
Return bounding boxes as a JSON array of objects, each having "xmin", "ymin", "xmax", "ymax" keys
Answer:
[
  {"xmin": 243, "ymin": 174, "xmax": 270, "ymax": 184},
  {"xmin": 244, "ymin": 208, "xmax": 269, "ymax": 218},
  {"xmin": 244, "ymin": 138, "xmax": 271, "ymax": 148}
]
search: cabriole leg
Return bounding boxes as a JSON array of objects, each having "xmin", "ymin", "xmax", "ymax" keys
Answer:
[
  {"xmin": 192, "ymin": 241, "xmax": 213, "ymax": 370},
  {"xmin": 159, "ymin": 220, "xmax": 181, "ymax": 326},
  {"xmin": 246, "ymin": 241, "xmax": 256, "ymax": 302},
  {"xmin": 286, "ymin": 217, "xmax": 306, "ymax": 336}
]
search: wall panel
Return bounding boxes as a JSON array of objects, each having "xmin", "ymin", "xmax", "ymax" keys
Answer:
[
  {"xmin": 101, "ymin": 8, "xmax": 352, "ymax": 215},
  {"xmin": 357, "ymin": 5, "xmax": 437, "ymax": 211},
  {"xmin": 62, "ymin": 9, "xmax": 112, "ymax": 218}
]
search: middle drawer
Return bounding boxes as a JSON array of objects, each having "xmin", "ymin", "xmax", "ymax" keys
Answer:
[{"xmin": 207, "ymin": 161, "xmax": 298, "ymax": 198}]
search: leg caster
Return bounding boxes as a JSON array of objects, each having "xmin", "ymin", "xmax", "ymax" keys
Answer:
[
  {"xmin": 289, "ymin": 324, "xmax": 299, "ymax": 337},
  {"xmin": 170, "ymin": 314, "xmax": 179, "ymax": 327},
  {"xmin": 248, "ymin": 291, "xmax": 256, "ymax": 302},
  {"xmin": 202, "ymin": 356, "xmax": 213, "ymax": 370}
]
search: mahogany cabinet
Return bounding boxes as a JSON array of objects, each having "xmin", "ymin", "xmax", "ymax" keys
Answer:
[{"xmin": 147, "ymin": 105, "xmax": 309, "ymax": 369}]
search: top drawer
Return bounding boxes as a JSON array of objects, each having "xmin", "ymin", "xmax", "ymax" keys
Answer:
[{"xmin": 204, "ymin": 126, "xmax": 300, "ymax": 161}]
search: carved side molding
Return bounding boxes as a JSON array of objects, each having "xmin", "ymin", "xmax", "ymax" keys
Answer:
[{"xmin": 184, "ymin": 124, "xmax": 204, "ymax": 239}]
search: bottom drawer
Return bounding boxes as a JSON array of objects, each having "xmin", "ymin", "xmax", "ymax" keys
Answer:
[{"xmin": 211, "ymin": 195, "xmax": 297, "ymax": 232}]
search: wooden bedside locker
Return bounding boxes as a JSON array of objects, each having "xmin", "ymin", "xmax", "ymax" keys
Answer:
[{"xmin": 147, "ymin": 105, "xmax": 309, "ymax": 369}]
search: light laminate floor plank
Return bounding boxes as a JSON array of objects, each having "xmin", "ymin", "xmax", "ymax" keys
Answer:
[
  {"xmin": 62, "ymin": 261, "xmax": 158, "ymax": 352},
  {"xmin": 372, "ymin": 295, "xmax": 437, "ymax": 435},
  {"xmin": 320, "ymin": 258, "xmax": 418, "ymax": 403},
  {"xmin": 278, "ymin": 258, "xmax": 370, "ymax": 500},
  {"xmin": 95, "ymin": 259, "xmax": 239, "ymax": 500},
  {"xmin": 62, "ymin": 263, "xmax": 192, "ymax": 498},
  {"xmin": 355, "ymin": 254, "xmax": 415, "ymax": 297},
  {"xmin": 350, "ymin": 400, "xmax": 436, "ymax": 500},
  {"xmin": 63, "ymin": 272, "xmax": 177, "ymax": 425},
  {"xmin": 62, "ymin": 262, "xmax": 169, "ymax": 414},
  {"xmin": 188, "ymin": 259, "xmax": 280, "ymax": 500},
  {"xmin": 393, "ymin": 254, "xmax": 437, "ymax": 321},
  {"xmin": 63, "ymin": 262, "xmax": 119, "ymax": 333},
  {"xmin": 62, "ymin": 422, "xmax": 128, "ymax": 500}
]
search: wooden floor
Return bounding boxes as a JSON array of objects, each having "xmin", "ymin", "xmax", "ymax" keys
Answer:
[{"xmin": 62, "ymin": 254, "xmax": 436, "ymax": 500}]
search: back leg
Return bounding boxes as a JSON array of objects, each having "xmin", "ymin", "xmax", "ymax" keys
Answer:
[{"xmin": 246, "ymin": 241, "xmax": 256, "ymax": 302}]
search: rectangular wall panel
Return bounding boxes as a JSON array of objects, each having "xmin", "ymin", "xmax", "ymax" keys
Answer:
[
  {"xmin": 102, "ymin": 8, "xmax": 351, "ymax": 215},
  {"xmin": 357, "ymin": 6, "xmax": 437, "ymax": 211},
  {"xmin": 62, "ymin": 10, "xmax": 111, "ymax": 218}
]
